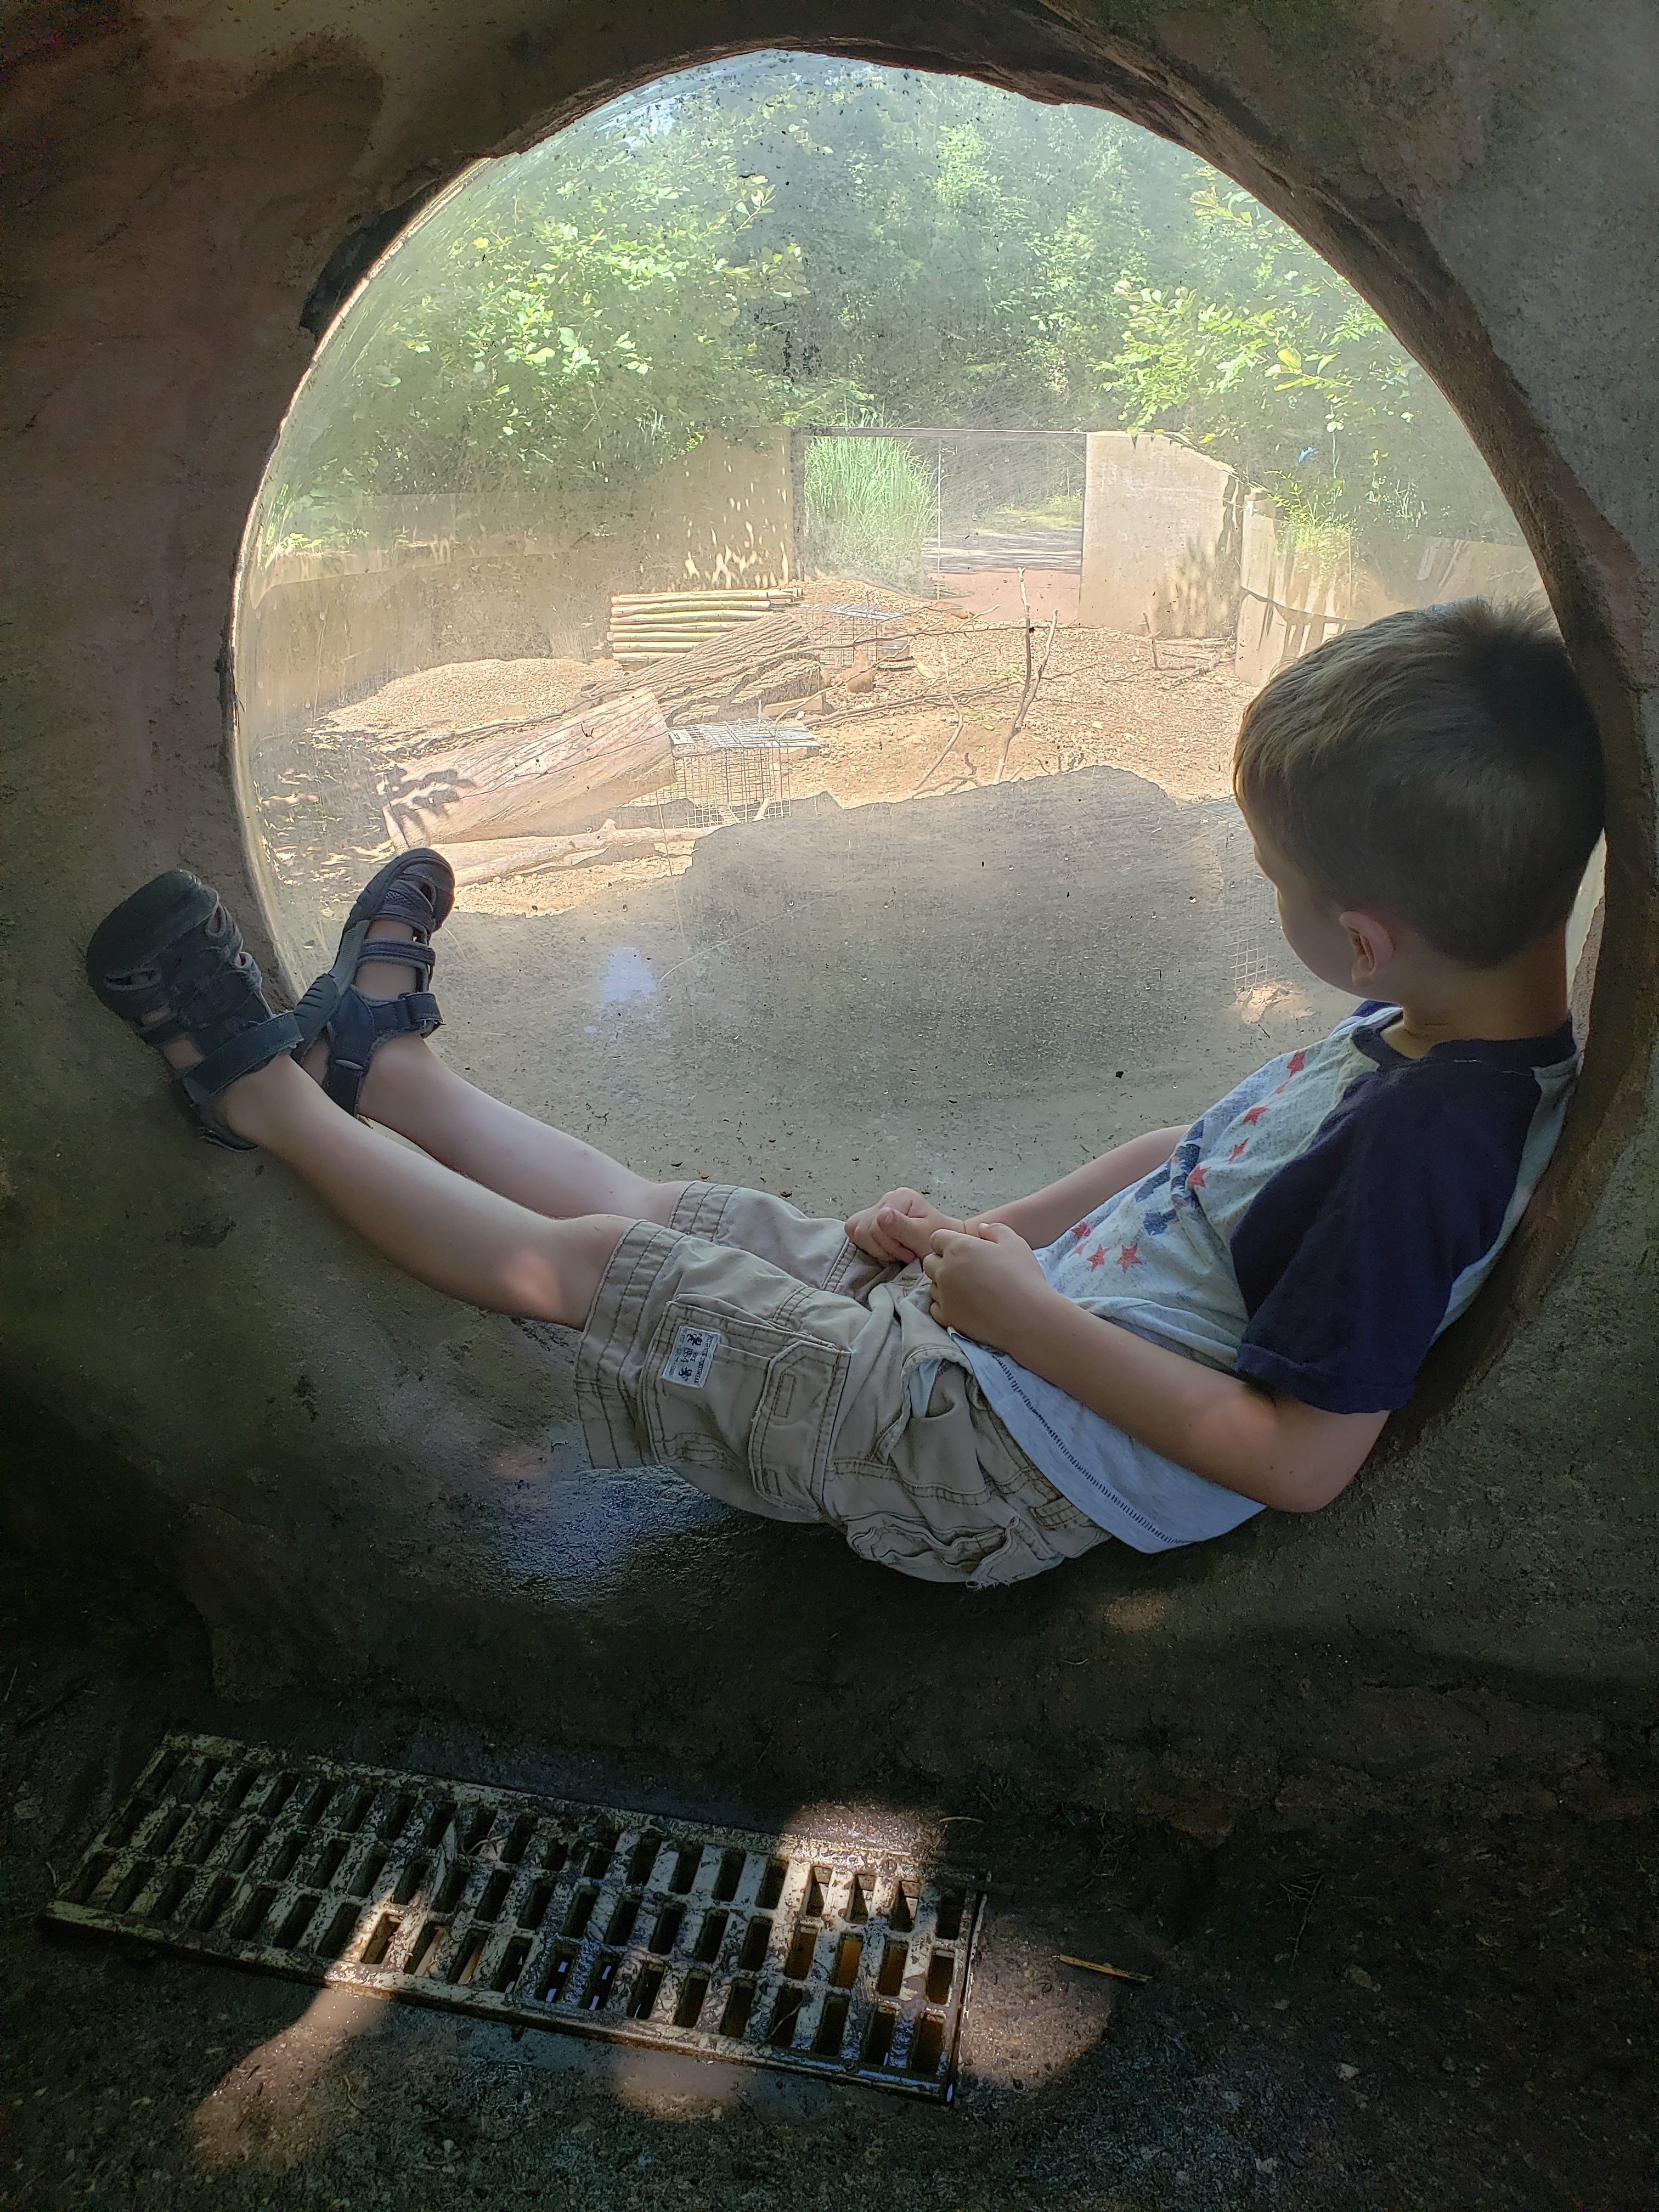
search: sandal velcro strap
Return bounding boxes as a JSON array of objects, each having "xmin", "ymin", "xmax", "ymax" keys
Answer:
[
  {"xmin": 320, "ymin": 989, "xmax": 443, "ymax": 1118},
  {"xmin": 364, "ymin": 935, "xmax": 437, "ymax": 984},
  {"xmin": 294, "ymin": 849, "xmax": 455, "ymax": 1115},
  {"xmin": 181, "ymin": 1011, "xmax": 304, "ymax": 1149}
]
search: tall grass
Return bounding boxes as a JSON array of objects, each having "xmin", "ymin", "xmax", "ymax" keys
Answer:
[{"xmin": 804, "ymin": 436, "xmax": 935, "ymax": 591}]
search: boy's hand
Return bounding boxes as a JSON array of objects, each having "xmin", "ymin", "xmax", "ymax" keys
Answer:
[
  {"xmin": 844, "ymin": 1188, "xmax": 966, "ymax": 1264},
  {"xmin": 922, "ymin": 1221, "xmax": 1052, "ymax": 1348}
]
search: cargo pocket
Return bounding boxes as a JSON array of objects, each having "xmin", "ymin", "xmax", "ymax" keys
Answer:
[
  {"xmin": 748, "ymin": 1337, "xmax": 850, "ymax": 1512},
  {"xmin": 842, "ymin": 1512, "xmax": 1002, "ymax": 1584},
  {"xmin": 637, "ymin": 1304, "xmax": 769, "ymax": 1476}
]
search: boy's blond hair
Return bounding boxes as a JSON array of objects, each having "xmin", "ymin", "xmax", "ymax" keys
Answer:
[{"xmin": 1234, "ymin": 600, "xmax": 1603, "ymax": 969}]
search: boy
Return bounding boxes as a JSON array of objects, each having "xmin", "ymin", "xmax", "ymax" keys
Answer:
[{"xmin": 87, "ymin": 601, "xmax": 1602, "ymax": 1587}]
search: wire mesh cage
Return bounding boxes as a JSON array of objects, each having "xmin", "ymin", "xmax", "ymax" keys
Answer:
[
  {"xmin": 669, "ymin": 724, "xmax": 823, "ymax": 822},
  {"xmin": 801, "ymin": 603, "xmax": 913, "ymax": 677},
  {"xmin": 1221, "ymin": 821, "xmax": 1279, "ymax": 998}
]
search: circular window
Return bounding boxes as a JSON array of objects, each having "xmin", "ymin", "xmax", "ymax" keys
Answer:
[{"xmin": 230, "ymin": 53, "xmax": 1565, "ymax": 1221}]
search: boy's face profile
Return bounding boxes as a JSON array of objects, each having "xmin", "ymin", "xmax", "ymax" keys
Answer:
[{"xmin": 1247, "ymin": 822, "xmax": 1400, "ymax": 998}]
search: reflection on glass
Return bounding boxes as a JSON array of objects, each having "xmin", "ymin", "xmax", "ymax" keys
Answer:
[{"xmin": 232, "ymin": 53, "xmax": 1536, "ymax": 1220}]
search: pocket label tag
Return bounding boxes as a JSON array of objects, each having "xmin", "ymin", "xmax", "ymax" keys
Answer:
[{"xmin": 663, "ymin": 1324, "xmax": 722, "ymax": 1389}]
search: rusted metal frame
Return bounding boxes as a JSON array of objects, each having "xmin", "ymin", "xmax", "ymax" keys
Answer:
[
  {"xmin": 46, "ymin": 1735, "xmax": 985, "ymax": 2101},
  {"xmin": 496, "ymin": 1812, "xmax": 622, "ymax": 2004}
]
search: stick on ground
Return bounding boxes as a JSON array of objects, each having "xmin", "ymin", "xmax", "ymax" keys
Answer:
[{"xmin": 1057, "ymin": 1953, "xmax": 1153, "ymax": 1984}]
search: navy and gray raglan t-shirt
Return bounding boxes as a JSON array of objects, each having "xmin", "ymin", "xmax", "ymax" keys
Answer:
[{"xmin": 956, "ymin": 1003, "xmax": 1578, "ymax": 1551}]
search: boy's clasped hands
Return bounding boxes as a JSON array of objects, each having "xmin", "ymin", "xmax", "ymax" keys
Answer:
[{"xmin": 845, "ymin": 1187, "xmax": 1049, "ymax": 1348}]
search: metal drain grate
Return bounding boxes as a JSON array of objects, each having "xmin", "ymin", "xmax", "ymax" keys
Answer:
[{"xmin": 42, "ymin": 1735, "xmax": 985, "ymax": 2102}]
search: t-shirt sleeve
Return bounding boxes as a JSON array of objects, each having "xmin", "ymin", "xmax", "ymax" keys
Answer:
[{"xmin": 1230, "ymin": 1067, "xmax": 1541, "ymax": 1414}]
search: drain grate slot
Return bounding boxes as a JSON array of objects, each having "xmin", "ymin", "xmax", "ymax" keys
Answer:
[{"xmin": 44, "ymin": 1733, "xmax": 985, "ymax": 2102}]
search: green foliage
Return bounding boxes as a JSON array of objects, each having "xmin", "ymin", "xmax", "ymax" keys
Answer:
[
  {"xmin": 266, "ymin": 55, "xmax": 1517, "ymax": 551},
  {"xmin": 1098, "ymin": 182, "xmax": 1515, "ymax": 541},
  {"xmin": 803, "ymin": 437, "xmax": 936, "ymax": 591},
  {"xmin": 263, "ymin": 121, "xmax": 840, "ymax": 540}
]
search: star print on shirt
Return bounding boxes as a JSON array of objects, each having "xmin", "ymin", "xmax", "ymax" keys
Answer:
[
  {"xmin": 1286, "ymin": 1051, "xmax": 1306, "ymax": 1075},
  {"xmin": 1086, "ymin": 1244, "xmax": 1107, "ymax": 1270},
  {"xmin": 1073, "ymin": 1223, "xmax": 1092, "ymax": 1243},
  {"xmin": 1116, "ymin": 1242, "xmax": 1142, "ymax": 1272},
  {"xmin": 1229, "ymin": 1141, "xmax": 1249, "ymax": 1161},
  {"xmin": 1186, "ymin": 1164, "xmax": 1208, "ymax": 1189},
  {"xmin": 1240, "ymin": 1106, "xmax": 1267, "ymax": 1126}
]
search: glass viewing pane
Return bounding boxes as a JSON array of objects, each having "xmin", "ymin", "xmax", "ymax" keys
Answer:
[{"xmin": 232, "ymin": 53, "xmax": 1537, "ymax": 1222}]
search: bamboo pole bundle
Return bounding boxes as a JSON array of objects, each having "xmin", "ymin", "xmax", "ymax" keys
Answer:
[
  {"xmin": 607, "ymin": 585, "xmax": 804, "ymax": 661},
  {"xmin": 611, "ymin": 589, "xmax": 802, "ymax": 608}
]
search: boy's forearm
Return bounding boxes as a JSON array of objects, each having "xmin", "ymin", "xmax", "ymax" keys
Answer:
[
  {"xmin": 983, "ymin": 1127, "xmax": 1187, "ymax": 1249},
  {"xmin": 995, "ymin": 1288, "xmax": 1386, "ymax": 1511}
]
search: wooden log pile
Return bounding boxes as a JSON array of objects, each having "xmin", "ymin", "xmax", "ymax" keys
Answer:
[
  {"xmin": 375, "ymin": 610, "xmax": 828, "ymax": 894},
  {"xmin": 607, "ymin": 586, "xmax": 804, "ymax": 664},
  {"xmin": 574, "ymin": 612, "xmax": 823, "ymax": 725}
]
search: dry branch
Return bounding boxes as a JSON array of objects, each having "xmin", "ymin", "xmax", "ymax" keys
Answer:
[
  {"xmin": 810, "ymin": 679, "xmax": 1005, "ymax": 733},
  {"xmin": 910, "ymin": 645, "xmax": 974, "ymax": 798},
  {"xmin": 994, "ymin": 607, "xmax": 1059, "ymax": 782},
  {"xmin": 1056, "ymin": 1954, "xmax": 1152, "ymax": 1985}
]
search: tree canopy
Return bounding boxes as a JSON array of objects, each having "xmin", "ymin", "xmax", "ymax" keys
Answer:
[{"xmin": 263, "ymin": 54, "xmax": 1518, "ymax": 555}]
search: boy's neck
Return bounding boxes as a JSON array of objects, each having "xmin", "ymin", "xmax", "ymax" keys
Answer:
[{"xmin": 1382, "ymin": 924, "xmax": 1571, "ymax": 1060}]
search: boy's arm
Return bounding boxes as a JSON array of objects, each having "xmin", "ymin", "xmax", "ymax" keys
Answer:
[
  {"xmin": 980, "ymin": 1127, "xmax": 1187, "ymax": 1249},
  {"xmin": 924, "ymin": 1225, "xmax": 1387, "ymax": 1511},
  {"xmin": 846, "ymin": 1126, "xmax": 1186, "ymax": 1263}
]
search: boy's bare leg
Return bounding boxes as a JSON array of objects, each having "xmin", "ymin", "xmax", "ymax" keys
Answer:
[
  {"xmin": 159, "ymin": 1033, "xmax": 624, "ymax": 1323},
  {"xmin": 305, "ymin": 917, "xmax": 686, "ymax": 1227}
]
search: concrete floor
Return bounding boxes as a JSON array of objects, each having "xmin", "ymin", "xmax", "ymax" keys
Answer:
[{"xmin": 4, "ymin": 1551, "xmax": 1655, "ymax": 2210}]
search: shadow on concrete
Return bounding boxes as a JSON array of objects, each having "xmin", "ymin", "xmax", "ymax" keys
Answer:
[{"xmin": 5, "ymin": 1550, "xmax": 1655, "ymax": 2210}]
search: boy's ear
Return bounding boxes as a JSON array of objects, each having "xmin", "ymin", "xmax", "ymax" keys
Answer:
[{"xmin": 1339, "ymin": 907, "xmax": 1397, "ymax": 984}]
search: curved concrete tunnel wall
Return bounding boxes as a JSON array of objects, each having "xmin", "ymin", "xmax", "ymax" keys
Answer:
[{"xmin": 3, "ymin": 0, "xmax": 1656, "ymax": 1797}]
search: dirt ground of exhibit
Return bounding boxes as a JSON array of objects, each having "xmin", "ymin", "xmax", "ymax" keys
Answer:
[{"xmin": 2, "ymin": 2, "xmax": 1657, "ymax": 2202}]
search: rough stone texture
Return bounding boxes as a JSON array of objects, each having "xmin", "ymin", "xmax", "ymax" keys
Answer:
[{"xmin": 2, "ymin": 0, "xmax": 1657, "ymax": 1785}]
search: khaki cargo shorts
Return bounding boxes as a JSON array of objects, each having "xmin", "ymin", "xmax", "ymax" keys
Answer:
[{"xmin": 575, "ymin": 1184, "xmax": 1108, "ymax": 1588}]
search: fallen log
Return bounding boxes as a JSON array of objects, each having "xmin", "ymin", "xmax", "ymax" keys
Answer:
[
  {"xmin": 432, "ymin": 823, "xmax": 698, "ymax": 888},
  {"xmin": 379, "ymin": 689, "xmax": 672, "ymax": 847}
]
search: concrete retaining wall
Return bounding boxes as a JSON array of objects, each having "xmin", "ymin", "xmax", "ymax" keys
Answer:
[
  {"xmin": 1234, "ymin": 498, "xmax": 1545, "ymax": 687},
  {"xmin": 1079, "ymin": 431, "xmax": 1241, "ymax": 637},
  {"xmin": 235, "ymin": 432, "xmax": 794, "ymax": 730}
]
